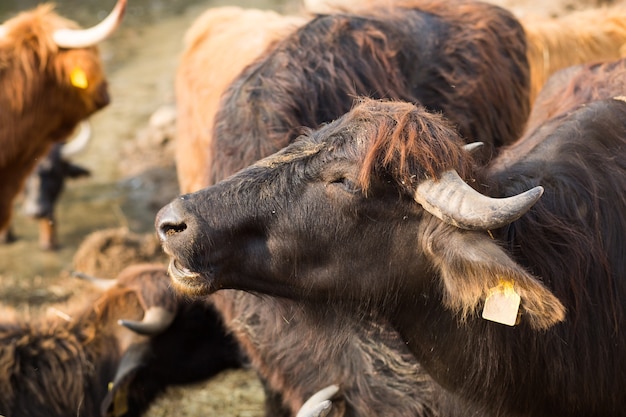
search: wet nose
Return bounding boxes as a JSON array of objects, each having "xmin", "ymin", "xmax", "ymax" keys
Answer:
[{"xmin": 155, "ymin": 201, "xmax": 188, "ymax": 242}]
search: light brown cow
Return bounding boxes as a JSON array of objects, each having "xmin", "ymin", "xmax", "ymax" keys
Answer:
[
  {"xmin": 175, "ymin": 6, "xmax": 306, "ymax": 194},
  {"xmin": 523, "ymin": 6, "xmax": 626, "ymax": 102},
  {"xmin": 0, "ymin": 0, "xmax": 126, "ymax": 238}
]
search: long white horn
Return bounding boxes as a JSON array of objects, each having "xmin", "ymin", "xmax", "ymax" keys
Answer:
[
  {"xmin": 414, "ymin": 170, "xmax": 543, "ymax": 230},
  {"xmin": 61, "ymin": 121, "xmax": 92, "ymax": 158},
  {"xmin": 52, "ymin": 0, "xmax": 127, "ymax": 49},
  {"xmin": 118, "ymin": 307, "xmax": 176, "ymax": 336}
]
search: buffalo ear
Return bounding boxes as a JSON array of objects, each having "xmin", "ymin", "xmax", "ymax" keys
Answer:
[
  {"xmin": 64, "ymin": 162, "xmax": 91, "ymax": 178},
  {"xmin": 423, "ymin": 225, "xmax": 565, "ymax": 330}
]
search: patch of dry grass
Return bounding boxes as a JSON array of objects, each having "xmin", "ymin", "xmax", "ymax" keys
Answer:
[{"xmin": 144, "ymin": 369, "xmax": 265, "ymax": 417}]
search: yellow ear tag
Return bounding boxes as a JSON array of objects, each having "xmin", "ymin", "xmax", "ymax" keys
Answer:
[
  {"xmin": 106, "ymin": 381, "xmax": 129, "ymax": 417},
  {"xmin": 482, "ymin": 278, "xmax": 521, "ymax": 326},
  {"xmin": 70, "ymin": 67, "xmax": 88, "ymax": 89},
  {"xmin": 113, "ymin": 385, "xmax": 129, "ymax": 417}
]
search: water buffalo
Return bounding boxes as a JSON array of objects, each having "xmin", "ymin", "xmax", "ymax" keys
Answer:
[
  {"xmin": 173, "ymin": 0, "xmax": 532, "ymax": 415},
  {"xmin": 157, "ymin": 60, "xmax": 626, "ymax": 417},
  {"xmin": 0, "ymin": 0, "xmax": 125, "ymax": 242}
]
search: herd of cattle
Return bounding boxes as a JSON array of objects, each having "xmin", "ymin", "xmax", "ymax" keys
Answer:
[{"xmin": 1, "ymin": 0, "xmax": 626, "ymax": 416}]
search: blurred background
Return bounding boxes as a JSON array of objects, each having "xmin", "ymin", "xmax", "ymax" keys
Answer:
[{"xmin": 0, "ymin": 0, "xmax": 299, "ymax": 295}]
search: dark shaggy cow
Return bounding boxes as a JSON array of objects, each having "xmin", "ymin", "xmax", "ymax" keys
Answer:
[
  {"xmin": 0, "ymin": 263, "xmax": 243, "ymax": 417},
  {"xmin": 0, "ymin": 0, "xmax": 125, "ymax": 241},
  {"xmin": 208, "ymin": 0, "xmax": 529, "ymax": 185},
  {"xmin": 172, "ymin": 0, "xmax": 532, "ymax": 415},
  {"xmin": 157, "ymin": 54, "xmax": 626, "ymax": 417}
]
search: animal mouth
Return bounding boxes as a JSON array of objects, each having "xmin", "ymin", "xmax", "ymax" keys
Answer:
[
  {"xmin": 167, "ymin": 259, "xmax": 217, "ymax": 296},
  {"xmin": 168, "ymin": 259, "xmax": 198, "ymax": 280}
]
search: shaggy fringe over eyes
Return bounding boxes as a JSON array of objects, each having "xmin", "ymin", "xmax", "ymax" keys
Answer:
[
  {"xmin": 0, "ymin": 4, "xmax": 81, "ymax": 111},
  {"xmin": 354, "ymin": 99, "xmax": 474, "ymax": 193}
]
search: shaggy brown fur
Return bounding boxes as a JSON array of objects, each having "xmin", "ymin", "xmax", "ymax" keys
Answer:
[
  {"xmin": 0, "ymin": 264, "xmax": 170, "ymax": 417},
  {"xmin": 173, "ymin": 1, "xmax": 531, "ymax": 415},
  {"xmin": 210, "ymin": 0, "xmax": 529, "ymax": 184},
  {"xmin": 0, "ymin": 5, "xmax": 110, "ymax": 235},
  {"xmin": 175, "ymin": 7, "xmax": 306, "ymax": 193},
  {"xmin": 521, "ymin": 5, "xmax": 626, "ymax": 102},
  {"xmin": 0, "ymin": 264, "xmax": 242, "ymax": 417}
]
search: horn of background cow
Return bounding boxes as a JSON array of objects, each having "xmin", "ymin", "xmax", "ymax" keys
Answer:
[
  {"xmin": 118, "ymin": 306, "xmax": 175, "ymax": 336},
  {"xmin": 414, "ymin": 170, "xmax": 544, "ymax": 230},
  {"xmin": 60, "ymin": 121, "xmax": 92, "ymax": 158},
  {"xmin": 52, "ymin": 0, "xmax": 127, "ymax": 49},
  {"xmin": 71, "ymin": 270, "xmax": 118, "ymax": 290},
  {"xmin": 463, "ymin": 142, "xmax": 484, "ymax": 154},
  {"xmin": 296, "ymin": 385, "xmax": 339, "ymax": 417}
]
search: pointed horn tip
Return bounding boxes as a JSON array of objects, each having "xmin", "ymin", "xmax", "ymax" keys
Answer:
[
  {"xmin": 463, "ymin": 142, "xmax": 484, "ymax": 153},
  {"xmin": 528, "ymin": 185, "xmax": 544, "ymax": 201},
  {"xmin": 52, "ymin": 0, "xmax": 127, "ymax": 49},
  {"xmin": 415, "ymin": 170, "xmax": 544, "ymax": 230},
  {"xmin": 296, "ymin": 385, "xmax": 340, "ymax": 417},
  {"xmin": 118, "ymin": 307, "xmax": 176, "ymax": 336}
]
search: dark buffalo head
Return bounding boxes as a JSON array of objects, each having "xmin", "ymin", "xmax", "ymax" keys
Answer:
[{"xmin": 157, "ymin": 99, "xmax": 564, "ymax": 330}]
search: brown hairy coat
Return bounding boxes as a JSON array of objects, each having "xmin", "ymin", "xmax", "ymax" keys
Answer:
[
  {"xmin": 0, "ymin": 5, "xmax": 110, "ymax": 233},
  {"xmin": 173, "ymin": 1, "xmax": 530, "ymax": 415},
  {"xmin": 522, "ymin": 5, "xmax": 626, "ymax": 102},
  {"xmin": 0, "ymin": 264, "xmax": 242, "ymax": 417},
  {"xmin": 0, "ymin": 264, "xmax": 174, "ymax": 417},
  {"xmin": 175, "ymin": 7, "xmax": 305, "ymax": 193}
]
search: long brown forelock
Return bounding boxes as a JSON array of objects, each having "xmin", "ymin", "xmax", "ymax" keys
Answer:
[
  {"xmin": 2, "ymin": 4, "xmax": 77, "ymax": 112},
  {"xmin": 356, "ymin": 100, "xmax": 473, "ymax": 194}
]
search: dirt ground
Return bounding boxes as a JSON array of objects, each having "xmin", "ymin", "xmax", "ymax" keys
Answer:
[{"xmin": 0, "ymin": 0, "xmax": 623, "ymax": 415}]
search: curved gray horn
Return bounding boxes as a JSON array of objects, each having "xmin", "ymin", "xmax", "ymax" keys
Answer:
[
  {"xmin": 52, "ymin": 0, "xmax": 127, "ymax": 49},
  {"xmin": 71, "ymin": 270, "xmax": 118, "ymax": 290},
  {"xmin": 118, "ymin": 307, "xmax": 175, "ymax": 336},
  {"xmin": 60, "ymin": 121, "xmax": 91, "ymax": 158},
  {"xmin": 414, "ymin": 170, "xmax": 543, "ymax": 230},
  {"xmin": 296, "ymin": 385, "xmax": 339, "ymax": 417}
]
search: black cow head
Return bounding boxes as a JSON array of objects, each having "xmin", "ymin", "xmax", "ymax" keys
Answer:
[{"xmin": 156, "ymin": 99, "xmax": 565, "ymax": 330}]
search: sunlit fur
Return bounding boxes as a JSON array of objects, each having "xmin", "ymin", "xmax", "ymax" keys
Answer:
[
  {"xmin": 522, "ymin": 5, "xmax": 626, "ymax": 103},
  {"xmin": 0, "ymin": 5, "xmax": 109, "ymax": 234},
  {"xmin": 175, "ymin": 7, "xmax": 306, "ymax": 194},
  {"xmin": 0, "ymin": 264, "xmax": 241, "ymax": 417}
]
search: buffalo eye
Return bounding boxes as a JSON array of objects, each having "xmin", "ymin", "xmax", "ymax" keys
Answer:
[{"xmin": 328, "ymin": 177, "xmax": 360, "ymax": 193}]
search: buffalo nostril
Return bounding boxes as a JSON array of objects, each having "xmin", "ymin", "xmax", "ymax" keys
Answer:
[
  {"xmin": 156, "ymin": 203, "xmax": 188, "ymax": 241},
  {"xmin": 161, "ymin": 221, "xmax": 187, "ymax": 236}
]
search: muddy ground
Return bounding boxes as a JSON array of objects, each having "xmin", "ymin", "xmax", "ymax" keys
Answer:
[{"xmin": 0, "ymin": 0, "xmax": 621, "ymax": 415}]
